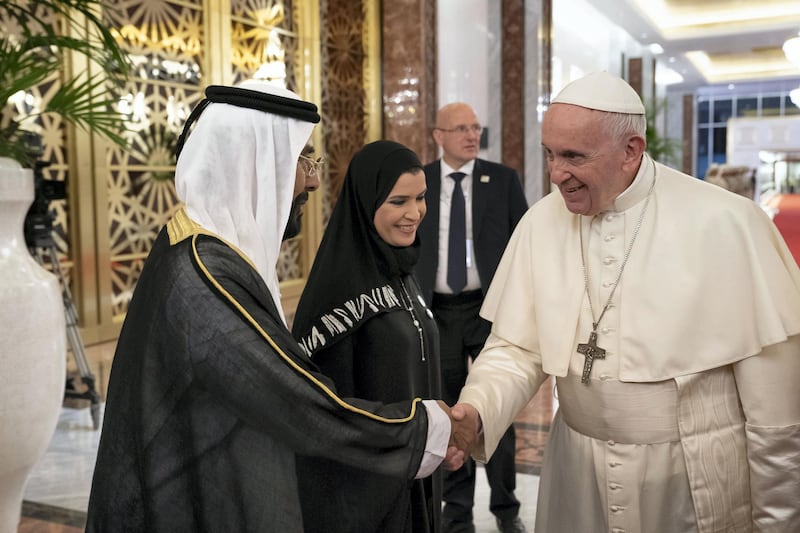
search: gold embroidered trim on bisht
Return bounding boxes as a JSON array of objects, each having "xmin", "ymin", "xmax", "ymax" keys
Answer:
[
  {"xmin": 187, "ymin": 226, "xmax": 421, "ymax": 424},
  {"xmin": 167, "ymin": 207, "xmax": 203, "ymax": 244}
]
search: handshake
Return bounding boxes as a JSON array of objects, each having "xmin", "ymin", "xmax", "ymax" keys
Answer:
[{"xmin": 436, "ymin": 400, "xmax": 481, "ymax": 471}]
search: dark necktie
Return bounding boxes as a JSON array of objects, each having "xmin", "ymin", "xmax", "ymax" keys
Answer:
[{"xmin": 447, "ymin": 172, "xmax": 467, "ymax": 293}]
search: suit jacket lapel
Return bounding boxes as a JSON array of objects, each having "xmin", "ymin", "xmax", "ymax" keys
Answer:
[
  {"xmin": 426, "ymin": 163, "xmax": 442, "ymax": 245},
  {"xmin": 472, "ymin": 159, "xmax": 489, "ymax": 238}
]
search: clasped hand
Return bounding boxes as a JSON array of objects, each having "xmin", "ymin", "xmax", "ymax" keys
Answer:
[{"xmin": 436, "ymin": 400, "xmax": 481, "ymax": 471}]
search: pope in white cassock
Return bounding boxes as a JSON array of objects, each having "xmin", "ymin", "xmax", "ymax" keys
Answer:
[{"xmin": 453, "ymin": 71, "xmax": 800, "ymax": 533}]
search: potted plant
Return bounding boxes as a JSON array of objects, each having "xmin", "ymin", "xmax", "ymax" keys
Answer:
[
  {"xmin": 644, "ymin": 97, "xmax": 681, "ymax": 167},
  {"xmin": 0, "ymin": 2, "xmax": 129, "ymax": 530}
]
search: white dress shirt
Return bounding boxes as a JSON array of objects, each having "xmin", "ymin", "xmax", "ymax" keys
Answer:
[{"xmin": 435, "ymin": 160, "xmax": 482, "ymax": 294}]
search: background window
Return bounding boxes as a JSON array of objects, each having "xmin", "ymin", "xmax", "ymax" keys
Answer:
[
  {"xmin": 784, "ymin": 96, "xmax": 800, "ymax": 115},
  {"xmin": 762, "ymin": 96, "xmax": 781, "ymax": 116},
  {"xmin": 697, "ymin": 126, "xmax": 710, "ymax": 179},
  {"xmin": 698, "ymin": 100, "xmax": 710, "ymax": 123},
  {"xmin": 713, "ymin": 99, "xmax": 733, "ymax": 123},
  {"xmin": 735, "ymin": 97, "xmax": 758, "ymax": 117}
]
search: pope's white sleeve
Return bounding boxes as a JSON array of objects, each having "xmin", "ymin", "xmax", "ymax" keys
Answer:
[
  {"xmin": 733, "ymin": 334, "xmax": 800, "ymax": 531},
  {"xmin": 458, "ymin": 332, "xmax": 547, "ymax": 462}
]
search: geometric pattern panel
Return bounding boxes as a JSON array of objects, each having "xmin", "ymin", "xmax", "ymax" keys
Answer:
[
  {"xmin": 320, "ymin": 0, "xmax": 367, "ymax": 208},
  {"xmin": 230, "ymin": 0, "xmax": 303, "ymax": 282},
  {"xmin": 277, "ymin": 239, "xmax": 301, "ymax": 281},
  {"xmin": 104, "ymin": 0, "xmax": 205, "ymax": 319},
  {"xmin": 231, "ymin": 0, "xmax": 298, "ymax": 90}
]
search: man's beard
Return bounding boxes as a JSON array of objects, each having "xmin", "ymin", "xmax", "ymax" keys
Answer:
[{"xmin": 282, "ymin": 192, "xmax": 308, "ymax": 240}]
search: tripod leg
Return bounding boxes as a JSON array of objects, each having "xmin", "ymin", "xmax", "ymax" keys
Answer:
[{"xmin": 45, "ymin": 244, "xmax": 102, "ymax": 430}]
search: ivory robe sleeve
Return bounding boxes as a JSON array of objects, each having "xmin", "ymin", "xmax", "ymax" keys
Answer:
[
  {"xmin": 733, "ymin": 334, "xmax": 800, "ymax": 531},
  {"xmin": 458, "ymin": 333, "xmax": 549, "ymax": 461}
]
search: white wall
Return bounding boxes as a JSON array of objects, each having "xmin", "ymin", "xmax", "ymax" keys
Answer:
[
  {"xmin": 551, "ymin": 0, "xmax": 647, "ymax": 93},
  {"xmin": 436, "ymin": 0, "xmax": 501, "ymax": 163},
  {"xmin": 727, "ymin": 115, "xmax": 800, "ymax": 194},
  {"xmin": 436, "ymin": 0, "xmax": 663, "ymax": 203},
  {"xmin": 727, "ymin": 116, "xmax": 800, "ymax": 167}
]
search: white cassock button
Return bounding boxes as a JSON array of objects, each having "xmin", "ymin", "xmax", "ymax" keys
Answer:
[
  {"xmin": 604, "ymin": 234, "xmax": 615, "ymax": 242},
  {"xmin": 605, "ymin": 214, "xmax": 616, "ymax": 222},
  {"xmin": 603, "ymin": 256, "xmax": 616, "ymax": 265}
]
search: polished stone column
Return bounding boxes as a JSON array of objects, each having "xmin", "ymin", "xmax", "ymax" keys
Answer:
[
  {"xmin": 628, "ymin": 56, "xmax": 643, "ymax": 98},
  {"xmin": 382, "ymin": 0, "xmax": 438, "ymax": 163},
  {"xmin": 525, "ymin": 0, "xmax": 552, "ymax": 203},
  {"xmin": 502, "ymin": 0, "xmax": 525, "ymax": 177},
  {"xmin": 682, "ymin": 93, "xmax": 694, "ymax": 174}
]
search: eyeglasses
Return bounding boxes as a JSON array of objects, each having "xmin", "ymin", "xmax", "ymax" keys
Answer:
[
  {"xmin": 435, "ymin": 123, "xmax": 483, "ymax": 135},
  {"xmin": 299, "ymin": 154, "xmax": 326, "ymax": 177}
]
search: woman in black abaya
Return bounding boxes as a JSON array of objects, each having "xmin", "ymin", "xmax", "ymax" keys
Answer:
[{"xmin": 293, "ymin": 140, "xmax": 442, "ymax": 533}]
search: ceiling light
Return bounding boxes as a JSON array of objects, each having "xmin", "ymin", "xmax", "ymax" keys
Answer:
[
  {"xmin": 784, "ymin": 34, "xmax": 800, "ymax": 68},
  {"xmin": 648, "ymin": 43, "xmax": 664, "ymax": 55},
  {"xmin": 655, "ymin": 64, "xmax": 683, "ymax": 85}
]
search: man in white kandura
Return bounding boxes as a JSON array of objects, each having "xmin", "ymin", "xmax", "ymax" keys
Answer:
[{"xmin": 448, "ymin": 71, "xmax": 800, "ymax": 532}]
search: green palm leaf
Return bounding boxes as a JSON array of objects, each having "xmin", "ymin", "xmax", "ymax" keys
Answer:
[
  {"xmin": 1, "ymin": 0, "xmax": 131, "ymax": 166},
  {"xmin": 47, "ymin": 73, "xmax": 129, "ymax": 148}
]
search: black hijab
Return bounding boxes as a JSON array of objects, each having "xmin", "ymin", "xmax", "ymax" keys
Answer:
[{"xmin": 292, "ymin": 140, "xmax": 424, "ymax": 354}]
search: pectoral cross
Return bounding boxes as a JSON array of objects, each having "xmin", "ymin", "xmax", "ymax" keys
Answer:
[{"xmin": 577, "ymin": 330, "xmax": 606, "ymax": 384}]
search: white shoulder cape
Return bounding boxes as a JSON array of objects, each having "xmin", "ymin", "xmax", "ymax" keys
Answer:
[{"xmin": 481, "ymin": 162, "xmax": 800, "ymax": 381}]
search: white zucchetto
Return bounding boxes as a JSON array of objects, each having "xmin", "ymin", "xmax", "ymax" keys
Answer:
[{"xmin": 552, "ymin": 71, "xmax": 646, "ymax": 115}]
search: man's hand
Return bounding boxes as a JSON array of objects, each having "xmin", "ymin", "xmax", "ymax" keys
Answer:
[
  {"xmin": 435, "ymin": 400, "xmax": 465, "ymax": 470},
  {"xmin": 450, "ymin": 402, "xmax": 481, "ymax": 458},
  {"xmin": 436, "ymin": 401, "xmax": 481, "ymax": 470}
]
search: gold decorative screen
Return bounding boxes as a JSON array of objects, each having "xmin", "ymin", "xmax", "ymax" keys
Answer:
[
  {"xmin": 103, "ymin": 0, "xmax": 304, "ymax": 322},
  {"xmin": 104, "ymin": 0, "xmax": 205, "ymax": 320}
]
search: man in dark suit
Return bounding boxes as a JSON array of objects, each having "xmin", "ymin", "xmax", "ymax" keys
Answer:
[{"xmin": 416, "ymin": 103, "xmax": 529, "ymax": 533}]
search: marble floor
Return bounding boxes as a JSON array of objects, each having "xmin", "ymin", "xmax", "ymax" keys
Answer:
[
  {"xmin": 19, "ymin": 405, "xmax": 99, "ymax": 533},
  {"xmin": 18, "ymin": 341, "xmax": 556, "ymax": 532}
]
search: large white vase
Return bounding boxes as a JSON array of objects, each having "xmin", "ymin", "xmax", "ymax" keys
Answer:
[{"xmin": 0, "ymin": 157, "xmax": 66, "ymax": 533}]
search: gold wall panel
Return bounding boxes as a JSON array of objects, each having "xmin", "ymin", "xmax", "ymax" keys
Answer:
[
  {"xmin": 319, "ymin": 0, "xmax": 368, "ymax": 206},
  {"xmin": 104, "ymin": 0, "xmax": 206, "ymax": 322},
  {"xmin": 229, "ymin": 0, "xmax": 304, "ymax": 283},
  {"xmin": 231, "ymin": 0, "xmax": 298, "ymax": 90},
  {"xmin": 101, "ymin": 0, "xmax": 312, "ymax": 323},
  {"xmin": 5, "ymin": 0, "xmax": 342, "ymax": 338}
]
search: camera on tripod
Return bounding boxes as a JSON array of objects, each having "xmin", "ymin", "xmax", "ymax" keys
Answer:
[
  {"xmin": 19, "ymin": 131, "xmax": 102, "ymax": 429},
  {"xmin": 21, "ymin": 132, "xmax": 66, "ymax": 249}
]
